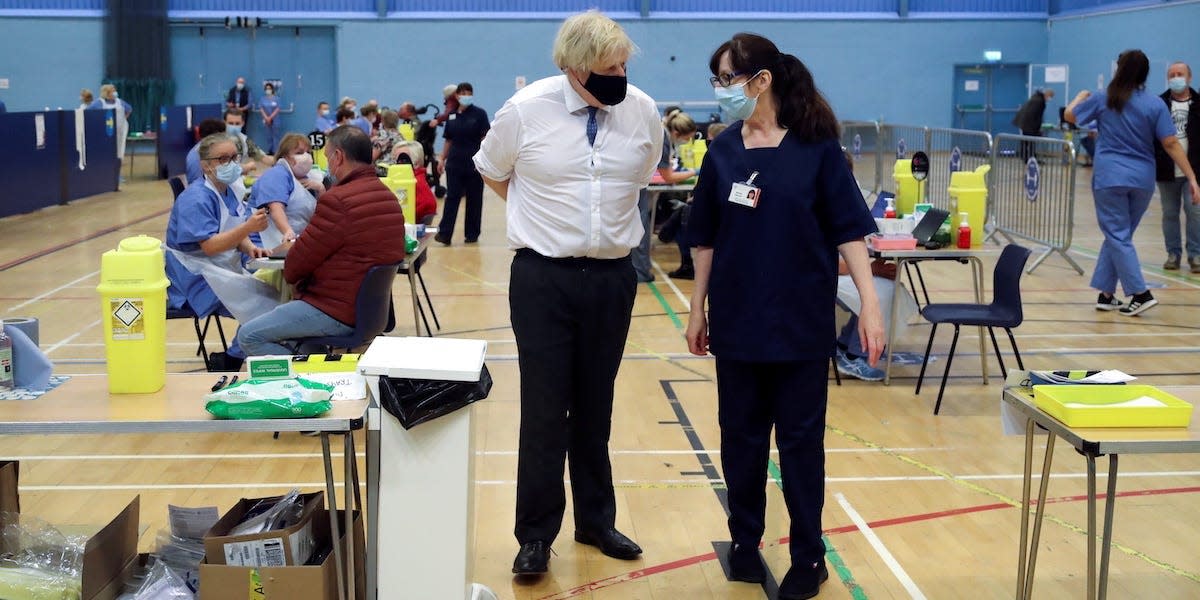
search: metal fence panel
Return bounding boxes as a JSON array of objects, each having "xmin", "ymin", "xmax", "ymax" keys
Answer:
[
  {"xmin": 989, "ymin": 133, "xmax": 1082, "ymax": 274},
  {"xmin": 840, "ymin": 120, "xmax": 882, "ymax": 195},
  {"xmin": 879, "ymin": 124, "xmax": 931, "ymax": 200},
  {"xmin": 926, "ymin": 127, "xmax": 992, "ymax": 211}
]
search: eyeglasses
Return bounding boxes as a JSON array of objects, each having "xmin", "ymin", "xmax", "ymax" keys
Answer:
[
  {"xmin": 709, "ymin": 70, "xmax": 762, "ymax": 89},
  {"xmin": 204, "ymin": 154, "xmax": 239, "ymax": 165}
]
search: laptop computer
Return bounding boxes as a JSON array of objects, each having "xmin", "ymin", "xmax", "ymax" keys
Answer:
[{"xmin": 910, "ymin": 207, "xmax": 950, "ymax": 244}]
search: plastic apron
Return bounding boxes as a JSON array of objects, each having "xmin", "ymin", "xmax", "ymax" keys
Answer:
[
  {"xmin": 102, "ymin": 99, "xmax": 128, "ymax": 159},
  {"xmin": 258, "ymin": 166, "xmax": 317, "ymax": 250},
  {"xmin": 167, "ymin": 180, "xmax": 281, "ymax": 324}
]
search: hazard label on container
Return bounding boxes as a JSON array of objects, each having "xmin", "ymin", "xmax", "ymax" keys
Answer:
[{"xmin": 111, "ymin": 298, "xmax": 145, "ymax": 340}]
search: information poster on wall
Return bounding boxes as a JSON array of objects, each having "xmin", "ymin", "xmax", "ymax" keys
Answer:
[
  {"xmin": 964, "ymin": 80, "xmax": 980, "ymax": 92},
  {"xmin": 1044, "ymin": 66, "xmax": 1067, "ymax": 83},
  {"xmin": 34, "ymin": 114, "xmax": 45, "ymax": 150}
]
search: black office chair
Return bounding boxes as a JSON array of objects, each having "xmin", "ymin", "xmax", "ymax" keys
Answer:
[
  {"xmin": 166, "ymin": 305, "xmax": 228, "ymax": 369},
  {"xmin": 916, "ymin": 244, "xmax": 1031, "ymax": 414},
  {"xmin": 397, "ymin": 250, "xmax": 439, "ymax": 336},
  {"xmin": 293, "ymin": 262, "xmax": 401, "ymax": 353},
  {"xmin": 168, "ymin": 174, "xmax": 187, "ymax": 200}
]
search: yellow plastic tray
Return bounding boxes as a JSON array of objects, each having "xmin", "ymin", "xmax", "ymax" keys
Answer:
[{"xmin": 1032, "ymin": 384, "xmax": 1193, "ymax": 428}]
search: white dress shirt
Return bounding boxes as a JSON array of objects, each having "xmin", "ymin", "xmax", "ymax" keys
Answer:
[{"xmin": 473, "ymin": 75, "xmax": 663, "ymax": 259}]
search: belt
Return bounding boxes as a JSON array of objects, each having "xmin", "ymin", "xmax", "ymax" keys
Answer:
[{"xmin": 515, "ymin": 248, "xmax": 630, "ymax": 268}]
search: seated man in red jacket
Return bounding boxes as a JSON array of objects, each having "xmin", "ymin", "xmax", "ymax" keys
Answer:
[{"xmin": 237, "ymin": 126, "xmax": 407, "ymax": 355}]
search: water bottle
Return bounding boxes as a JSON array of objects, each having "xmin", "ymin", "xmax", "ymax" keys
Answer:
[
  {"xmin": 0, "ymin": 330, "xmax": 13, "ymax": 391},
  {"xmin": 957, "ymin": 212, "xmax": 972, "ymax": 249}
]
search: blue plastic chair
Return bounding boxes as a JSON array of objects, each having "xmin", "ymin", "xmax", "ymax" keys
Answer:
[
  {"xmin": 293, "ymin": 262, "xmax": 401, "ymax": 353},
  {"xmin": 916, "ymin": 244, "xmax": 1031, "ymax": 414}
]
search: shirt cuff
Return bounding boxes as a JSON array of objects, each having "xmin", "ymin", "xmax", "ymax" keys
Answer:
[{"xmin": 472, "ymin": 152, "xmax": 509, "ymax": 182}]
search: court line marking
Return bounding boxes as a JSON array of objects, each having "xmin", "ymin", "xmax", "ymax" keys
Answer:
[
  {"xmin": 651, "ymin": 259, "xmax": 691, "ymax": 311},
  {"xmin": 45, "ymin": 319, "xmax": 101, "ymax": 354},
  {"xmin": 538, "ymin": 484, "xmax": 1200, "ymax": 599},
  {"xmin": 836, "ymin": 492, "xmax": 926, "ymax": 599},
  {"xmin": 0, "ymin": 207, "xmax": 172, "ymax": 272},
  {"xmin": 8, "ymin": 270, "xmax": 100, "ymax": 312}
]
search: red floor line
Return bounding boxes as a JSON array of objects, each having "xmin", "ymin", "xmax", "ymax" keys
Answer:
[
  {"xmin": 0, "ymin": 208, "xmax": 171, "ymax": 272},
  {"xmin": 536, "ymin": 484, "xmax": 1200, "ymax": 599}
]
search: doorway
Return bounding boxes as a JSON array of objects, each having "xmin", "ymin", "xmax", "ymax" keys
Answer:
[{"xmin": 953, "ymin": 63, "xmax": 1030, "ymax": 136}]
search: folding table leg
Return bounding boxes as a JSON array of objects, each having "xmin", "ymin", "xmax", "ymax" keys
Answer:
[
  {"xmin": 1098, "ymin": 454, "xmax": 1119, "ymax": 600},
  {"xmin": 322, "ymin": 434, "xmax": 347, "ymax": 600}
]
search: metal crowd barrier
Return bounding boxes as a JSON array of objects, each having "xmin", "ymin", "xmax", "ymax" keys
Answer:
[
  {"xmin": 880, "ymin": 124, "xmax": 931, "ymax": 201},
  {"xmin": 841, "ymin": 120, "xmax": 882, "ymax": 195},
  {"xmin": 988, "ymin": 133, "xmax": 1082, "ymax": 274},
  {"xmin": 926, "ymin": 127, "xmax": 993, "ymax": 210}
]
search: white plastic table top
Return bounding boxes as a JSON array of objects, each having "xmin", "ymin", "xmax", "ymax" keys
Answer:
[{"xmin": 0, "ymin": 373, "xmax": 369, "ymax": 435}]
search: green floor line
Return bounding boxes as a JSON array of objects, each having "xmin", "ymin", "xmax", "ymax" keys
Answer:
[
  {"xmin": 768, "ymin": 460, "xmax": 869, "ymax": 600},
  {"xmin": 646, "ymin": 281, "xmax": 683, "ymax": 330}
]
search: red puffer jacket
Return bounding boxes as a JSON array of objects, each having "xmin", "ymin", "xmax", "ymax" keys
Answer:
[{"xmin": 284, "ymin": 164, "xmax": 407, "ymax": 325}]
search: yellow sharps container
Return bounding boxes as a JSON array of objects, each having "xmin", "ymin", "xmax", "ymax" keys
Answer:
[
  {"xmin": 96, "ymin": 235, "xmax": 168, "ymax": 393},
  {"xmin": 892, "ymin": 159, "xmax": 921, "ymax": 217},
  {"xmin": 383, "ymin": 163, "xmax": 417, "ymax": 224},
  {"xmin": 948, "ymin": 164, "xmax": 990, "ymax": 247}
]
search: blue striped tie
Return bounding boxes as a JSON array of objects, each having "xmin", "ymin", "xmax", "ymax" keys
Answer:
[{"xmin": 586, "ymin": 107, "xmax": 598, "ymax": 147}]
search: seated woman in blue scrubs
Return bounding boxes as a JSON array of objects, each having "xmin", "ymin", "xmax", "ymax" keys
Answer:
[
  {"xmin": 247, "ymin": 133, "xmax": 325, "ymax": 250},
  {"xmin": 165, "ymin": 133, "xmax": 271, "ymax": 364},
  {"xmin": 684, "ymin": 33, "xmax": 884, "ymax": 600}
]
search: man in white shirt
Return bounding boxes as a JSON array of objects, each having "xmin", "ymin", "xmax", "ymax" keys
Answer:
[{"xmin": 473, "ymin": 9, "xmax": 663, "ymax": 578}]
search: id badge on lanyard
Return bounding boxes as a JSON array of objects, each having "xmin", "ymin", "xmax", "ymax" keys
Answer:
[{"xmin": 728, "ymin": 171, "xmax": 761, "ymax": 208}]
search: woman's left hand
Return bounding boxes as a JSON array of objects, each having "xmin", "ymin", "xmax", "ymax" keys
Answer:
[
  {"xmin": 857, "ymin": 305, "xmax": 886, "ymax": 367},
  {"xmin": 248, "ymin": 246, "xmax": 272, "ymax": 259}
]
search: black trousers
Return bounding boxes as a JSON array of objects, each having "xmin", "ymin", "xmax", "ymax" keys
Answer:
[
  {"xmin": 716, "ymin": 358, "xmax": 829, "ymax": 566},
  {"xmin": 510, "ymin": 249, "xmax": 637, "ymax": 544},
  {"xmin": 438, "ymin": 164, "xmax": 484, "ymax": 242}
]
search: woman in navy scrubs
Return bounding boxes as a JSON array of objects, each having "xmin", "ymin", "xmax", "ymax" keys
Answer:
[{"xmin": 685, "ymin": 33, "xmax": 885, "ymax": 600}]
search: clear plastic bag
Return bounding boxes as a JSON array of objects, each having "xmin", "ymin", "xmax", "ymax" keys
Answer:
[
  {"xmin": 230, "ymin": 489, "xmax": 305, "ymax": 536},
  {"xmin": 153, "ymin": 532, "xmax": 202, "ymax": 594},
  {"xmin": 128, "ymin": 559, "xmax": 192, "ymax": 600},
  {"xmin": 0, "ymin": 513, "xmax": 86, "ymax": 600}
]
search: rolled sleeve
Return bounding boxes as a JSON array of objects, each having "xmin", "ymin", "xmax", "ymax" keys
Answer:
[
  {"xmin": 473, "ymin": 100, "xmax": 521, "ymax": 181},
  {"xmin": 1074, "ymin": 94, "xmax": 1101, "ymax": 127},
  {"xmin": 249, "ymin": 167, "xmax": 292, "ymax": 210}
]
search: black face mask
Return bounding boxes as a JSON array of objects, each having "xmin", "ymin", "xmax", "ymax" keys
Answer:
[{"xmin": 583, "ymin": 72, "xmax": 628, "ymax": 106}]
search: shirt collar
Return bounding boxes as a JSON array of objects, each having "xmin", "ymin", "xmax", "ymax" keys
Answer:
[{"xmin": 562, "ymin": 74, "xmax": 609, "ymax": 115}]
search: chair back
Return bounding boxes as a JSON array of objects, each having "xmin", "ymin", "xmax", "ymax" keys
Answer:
[
  {"xmin": 352, "ymin": 262, "xmax": 402, "ymax": 343},
  {"xmin": 169, "ymin": 174, "xmax": 187, "ymax": 200},
  {"xmin": 991, "ymin": 244, "xmax": 1032, "ymax": 325}
]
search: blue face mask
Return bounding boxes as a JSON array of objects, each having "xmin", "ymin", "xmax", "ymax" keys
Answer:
[
  {"xmin": 714, "ymin": 72, "xmax": 763, "ymax": 121},
  {"xmin": 226, "ymin": 124, "xmax": 242, "ymax": 136},
  {"xmin": 458, "ymin": 95, "xmax": 474, "ymax": 107},
  {"xmin": 1169, "ymin": 77, "xmax": 1189, "ymax": 94},
  {"xmin": 215, "ymin": 161, "xmax": 242, "ymax": 185}
]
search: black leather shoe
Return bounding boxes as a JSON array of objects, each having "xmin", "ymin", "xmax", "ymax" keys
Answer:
[
  {"xmin": 511, "ymin": 541, "xmax": 550, "ymax": 575},
  {"xmin": 574, "ymin": 528, "xmax": 642, "ymax": 560},
  {"xmin": 726, "ymin": 543, "xmax": 766, "ymax": 583},
  {"xmin": 434, "ymin": 234, "xmax": 451, "ymax": 246},
  {"xmin": 779, "ymin": 561, "xmax": 829, "ymax": 600}
]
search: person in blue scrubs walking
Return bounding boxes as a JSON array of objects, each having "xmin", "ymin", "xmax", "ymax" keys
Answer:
[
  {"xmin": 685, "ymin": 33, "xmax": 884, "ymax": 600},
  {"xmin": 1067, "ymin": 49, "xmax": 1200, "ymax": 316}
]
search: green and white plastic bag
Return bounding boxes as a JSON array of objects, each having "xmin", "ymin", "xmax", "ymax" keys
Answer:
[{"xmin": 205, "ymin": 378, "xmax": 334, "ymax": 419}]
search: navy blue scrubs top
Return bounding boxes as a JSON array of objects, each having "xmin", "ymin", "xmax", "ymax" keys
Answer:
[
  {"xmin": 443, "ymin": 104, "xmax": 490, "ymax": 170},
  {"xmin": 688, "ymin": 122, "xmax": 876, "ymax": 362}
]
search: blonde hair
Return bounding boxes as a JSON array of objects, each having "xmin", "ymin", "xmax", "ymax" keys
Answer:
[
  {"xmin": 706, "ymin": 122, "xmax": 728, "ymax": 140},
  {"xmin": 80, "ymin": 88, "xmax": 94, "ymax": 104},
  {"xmin": 99, "ymin": 84, "xmax": 116, "ymax": 99},
  {"xmin": 665, "ymin": 111, "xmax": 697, "ymax": 137},
  {"xmin": 381, "ymin": 110, "xmax": 399, "ymax": 130},
  {"xmin": 552, "ymin": 10, "xmax": 637, "ymax": 74},
  {"xmin": 274, "ymin": 133, "xmax": 310, "ymax": 161},
  {"xmin": 392, "ymin": 140, "xmax": 425, "ymax": 168}
]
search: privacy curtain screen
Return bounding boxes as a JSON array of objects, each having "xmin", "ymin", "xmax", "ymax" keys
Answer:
[{"xmin": 105, "ymin": 0, "xmax": 173, "ymax": 133}]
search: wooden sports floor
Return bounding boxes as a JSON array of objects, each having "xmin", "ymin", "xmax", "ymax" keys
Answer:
[{"xmin": 1, "ymin": 157, "xmax": 1198, "ymax": 599}]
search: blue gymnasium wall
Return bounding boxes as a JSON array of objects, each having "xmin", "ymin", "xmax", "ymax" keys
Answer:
[
  {"xmin": 337, "ymin": 18, "xmax": 1047, "ymax": 128},
  {"xmin": 1047, "ymin": 1, "xmax": 1200, "ymax": 98},
  {"xmin": 0, "ymin": 18, "xmax": 104, "ymax": 113}
]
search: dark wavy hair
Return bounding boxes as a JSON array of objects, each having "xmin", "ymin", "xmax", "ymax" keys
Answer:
[
  {"xmin": 1107, "ymin": 49, "xmax": 1150, "ymax": 112},
  {"xmin": 708, "ymin": 33, "xmax": 839, "ymax": 142}
]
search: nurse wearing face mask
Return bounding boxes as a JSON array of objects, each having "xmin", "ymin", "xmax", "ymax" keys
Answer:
[
  {"xmin": 258, "ymin": 83, "xmax": 281, "ymax": 154},
  {"xmin": 248, "ymin": 133, "xmax": 325, "ymax": 251},
  {"xmin": 164, "ymin": 133, "xmax": 272, "ymax": 367},
  {"xmin": 684, "ymin": 33, "xmax": 883, "ymax": 599},
  {"xmin": 435, "ymin": 81, "xmax": 490, "ymax": 245}
]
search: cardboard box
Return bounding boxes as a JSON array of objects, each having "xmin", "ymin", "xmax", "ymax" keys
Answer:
[
  {"xmin": 204, "ymin": 491, "xmax": 324, "ymax": 567},
  {"xmin": 0, "ymin": 461, "xmax": 141, "ymax": 600},
  {"xmin": 0, "ymin": 461, "xmax": 19, "ymax": 555},
  {"xmin": 200, "ymin": 510, "xmax": 365, "ymax": 600}
]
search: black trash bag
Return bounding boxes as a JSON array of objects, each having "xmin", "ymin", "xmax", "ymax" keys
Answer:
[{"xmin": 377, "ymin": 364, "xmax": 493, "ymax": 429}]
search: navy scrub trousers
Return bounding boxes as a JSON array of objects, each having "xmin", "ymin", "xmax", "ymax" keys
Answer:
[
  {"xmin": 716, "ymin": 357, "xmax": 829, "ymax": 566},
  {"xmin": 509, "ymin": 249, "xmax": 637, "ymax": 544},
  {"xmin": 439, "ymin": 162, "xmax": 484, "ymax": 242}
]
